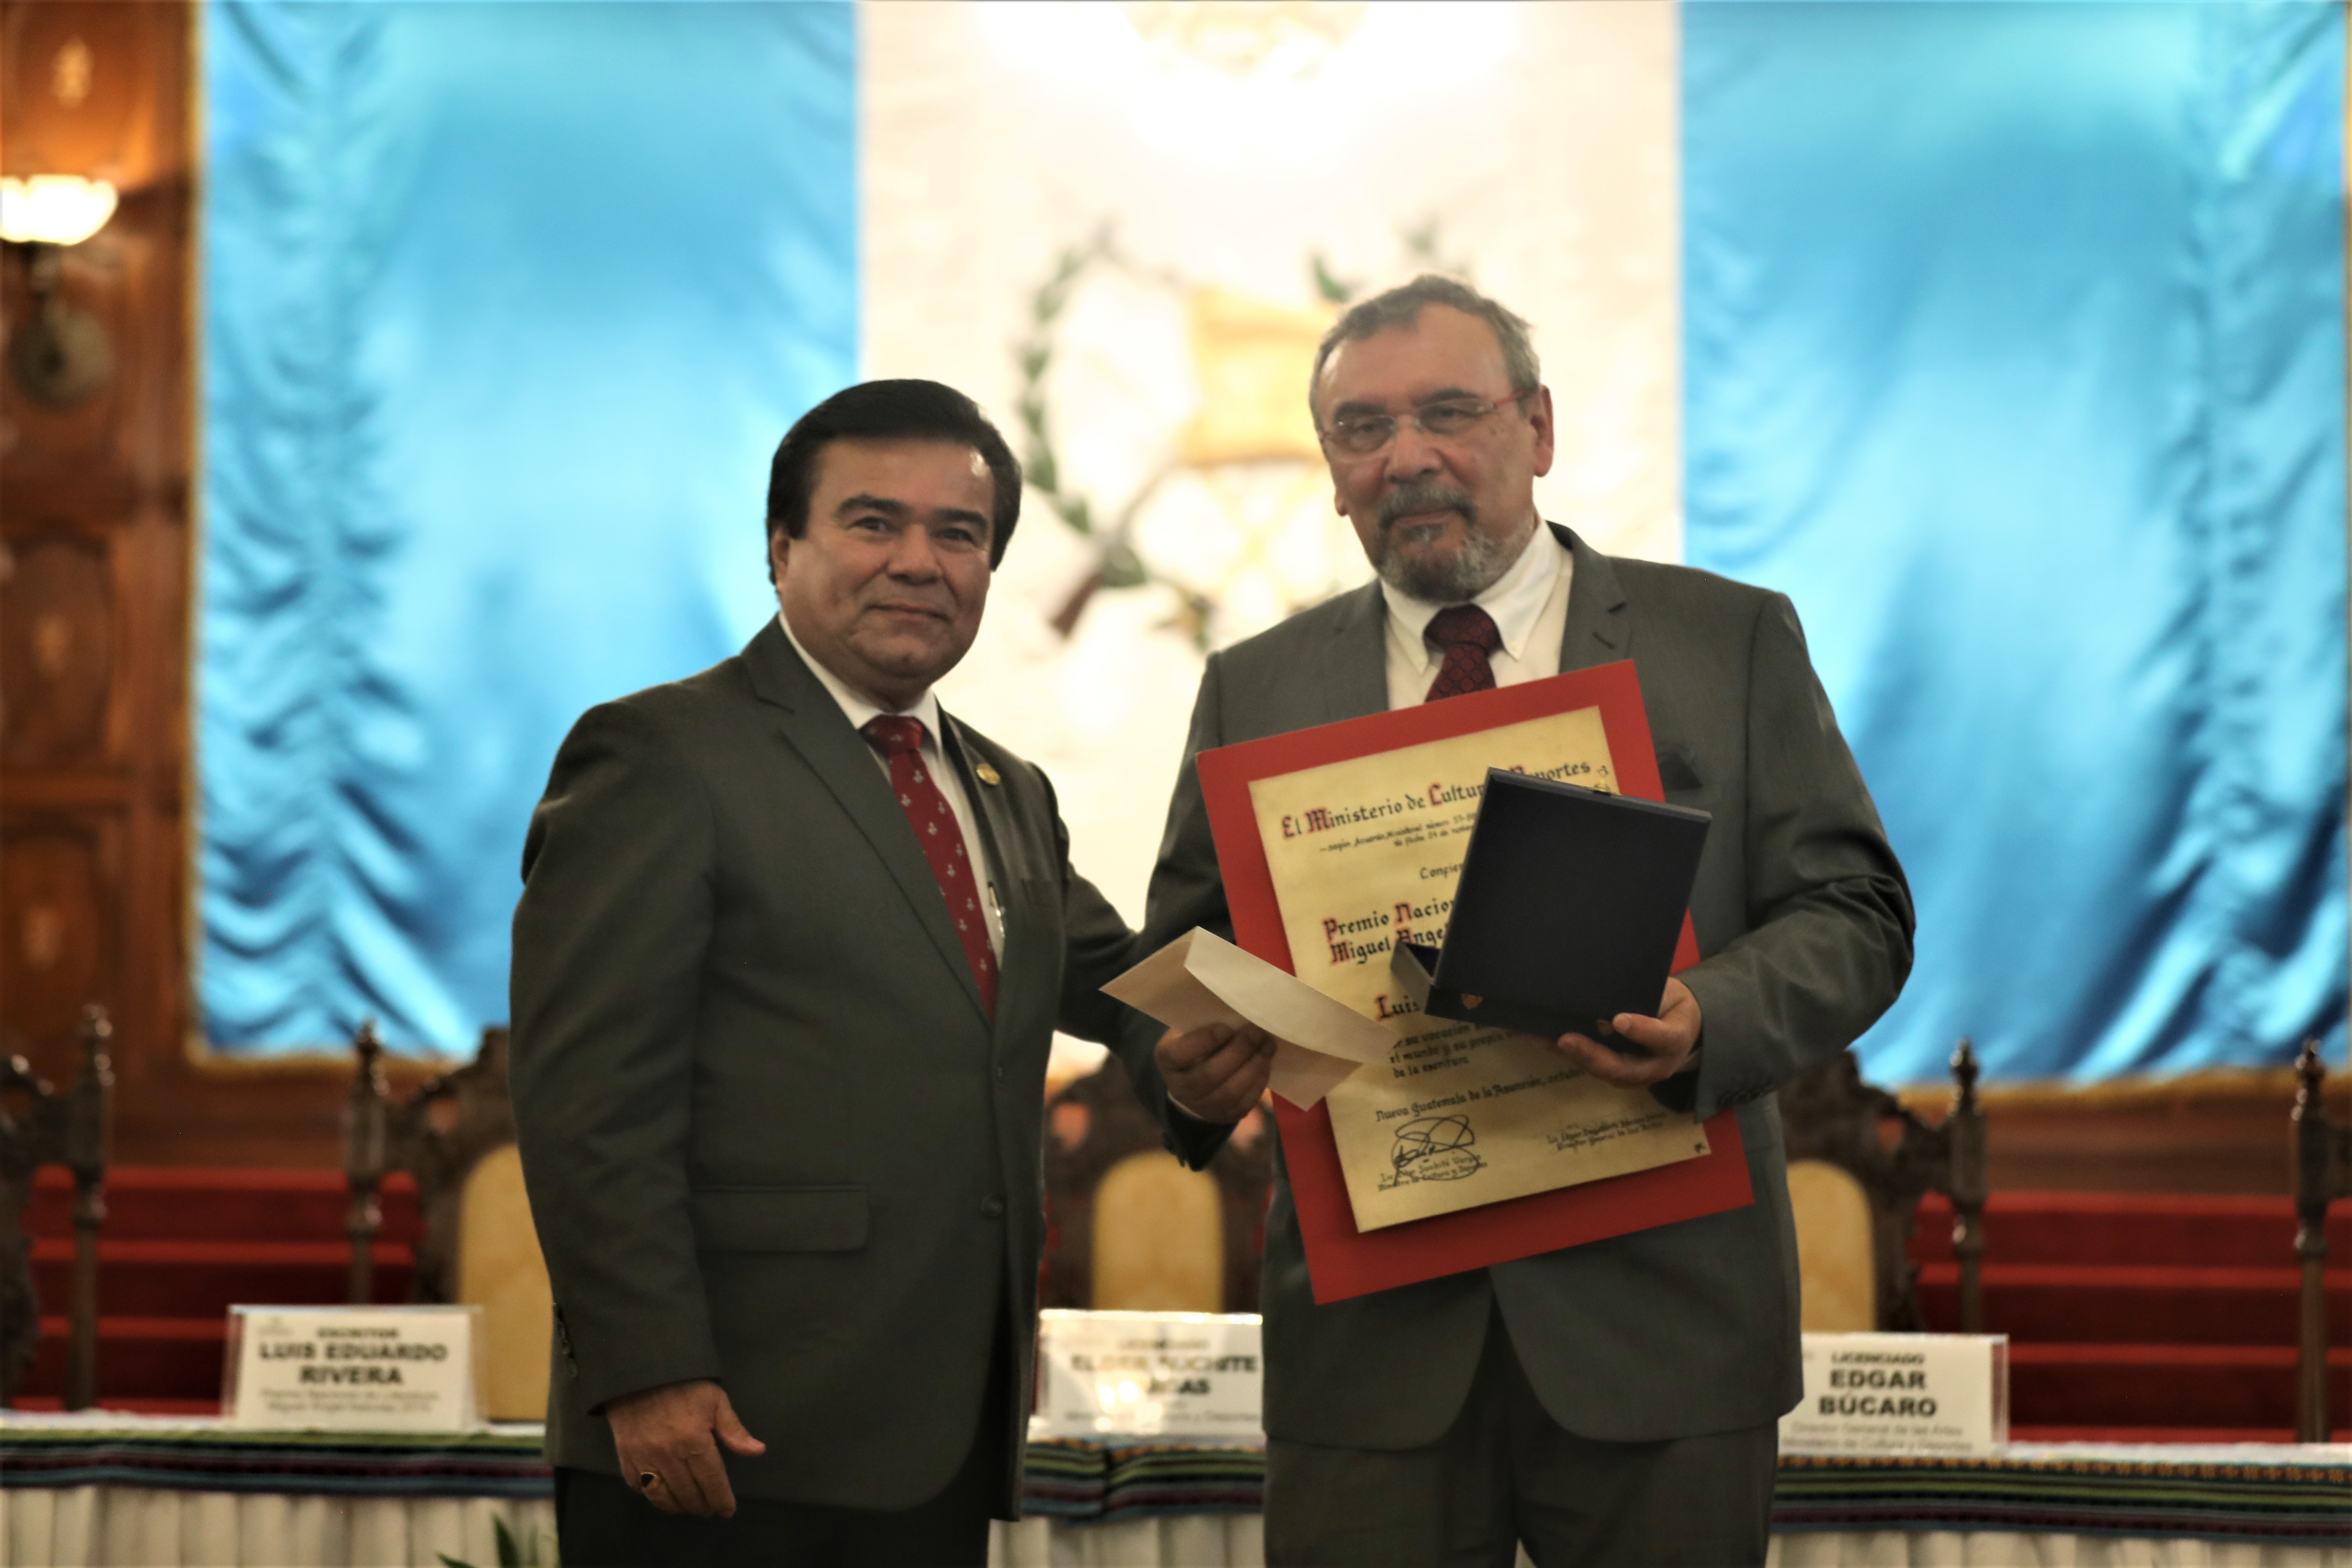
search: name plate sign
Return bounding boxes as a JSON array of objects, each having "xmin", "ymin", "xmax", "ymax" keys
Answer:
[
  {"xmin": 1035, "ymin": 1310, "xmax": 1262, "ymax": 1439},
  {"xmin": 1779, "ymin": 1332, "xmax": 2009, "ymax": 1458},
  {"xmin": 224, "ymin": 1305, "xmax": 484, "ymax": 1432}
]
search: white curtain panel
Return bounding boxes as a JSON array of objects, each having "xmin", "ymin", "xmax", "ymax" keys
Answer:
[{"xmin": 862, "ymin": 0, "xmax": 1681, "ymax": 937}]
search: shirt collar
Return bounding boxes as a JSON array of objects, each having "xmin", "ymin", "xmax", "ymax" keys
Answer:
[
  {"xmin": 1382, "ymin": 519, "xmax": 1565, "ymax": 673},
  {"xmin": 775, "ymin": 610, "xmax": 944, "ymax": 748}
]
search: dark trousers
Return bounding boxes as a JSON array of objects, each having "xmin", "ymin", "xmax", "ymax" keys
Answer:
[
  {"xmin": 556, "ymin": 1318, "xmax": 1013, "ymax": 1567},
  {"xmin": 1265, "ymin": 1306, "xmax": 1779, "ymax": 1568}
]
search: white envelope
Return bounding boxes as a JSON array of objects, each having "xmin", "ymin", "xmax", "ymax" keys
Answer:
[{"xmin": 1102, "ymin": 928, "xmax": 1399, "ymax": 1109}]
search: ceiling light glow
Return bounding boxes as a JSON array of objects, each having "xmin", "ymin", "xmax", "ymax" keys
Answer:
[{"xmin": 0, "ymin": 175, "xmax": 119, "ymax": 246}]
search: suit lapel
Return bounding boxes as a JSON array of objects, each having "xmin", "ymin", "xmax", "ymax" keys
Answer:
[
  {"xmin": 1554, "ymin": 523, "xmax": 1631, "ymax": 674},
  {"xmin": 1319, "ymin": 583, "xmax": 1392, "ymax": 723},
  {"xmin": 741, "ymin": 622, "xmax": 990, "ymax": 1026}
]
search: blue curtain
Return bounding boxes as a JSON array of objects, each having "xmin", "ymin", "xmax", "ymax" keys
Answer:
[
  {"xmin": 201, "ymin": 1, "xmax": 857, "ymax": 1052},
  {"xmin": 1684, "ymin": 2, "xmax": 2347, "ymax": 1081}
]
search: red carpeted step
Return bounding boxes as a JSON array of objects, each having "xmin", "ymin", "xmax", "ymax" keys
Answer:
[
  {"xmin": 9, "ymin": 1395, "xmax": 223, "ymax": 1417},
  {"xmin": 2009, "ymin": 1343, "xmax": 2352, "ymax": 1430},
  {"xmin": 31, "ymin": 1238, "xmax": 415, "ymax": 1319},
  {"xmin": 1918, "ymin": 1261, "xmax": 2352, "ymax": 1344},
  {"xmin": 1912, "ymin": 1191, "xmax": 2351, "ymax": 1268},
  {"xmin": 18, "ymin": 1170, "xmax": 429, "ymax": 1406},
  {"xmin": 22, "ymin": 1173, "xmax": 2346, "ymax": 1429},
  {"xmin": 26, "ymin": 1167, "xmax": 420, "ymax": 1245},
  {"xmin": 1898, "ymin": 1191, "xmax": 2351, "ymax": 1435},
  {"xmin": 18, "ymin": 1316, "xmax": 231, "ymax": 1403}
]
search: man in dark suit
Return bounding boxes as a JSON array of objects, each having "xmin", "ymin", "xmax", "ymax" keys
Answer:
[
  {"xmin": 510, "ymin": 380, "xmax": 1273, "ymax": 1566},
  {"xmin": 1132, "ymin": 277, "xmax": 1915, "ymax": 1565}
]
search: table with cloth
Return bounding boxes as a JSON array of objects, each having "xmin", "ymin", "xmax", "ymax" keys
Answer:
[
  {"xmin": 5, "ymin": 1413, "xmax": 2347, "ymax": 1567},
  {"xmin": 1017, "ymin": 1436, "xmax": 2352, "ymax": 1568},
  {"xmin": 0, "ymin": 1412, "xmax": 554, "ymax": 1568}
]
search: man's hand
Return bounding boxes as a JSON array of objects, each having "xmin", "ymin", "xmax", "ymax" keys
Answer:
[
  {"xmin": 1552, "ymin": 976, "xmax": 1702, "ymax": 1088},
  {"xmin": 1156, "ymin": 1021, "xmax": 1277, "ymax": 1123},
  {"xmin": 606, "ymin": 1378, "xmax": 766, "ymax": 1517}
]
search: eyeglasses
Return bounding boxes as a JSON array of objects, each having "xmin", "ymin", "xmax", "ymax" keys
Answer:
[{"xmin": 1318, "ymin": 388, "xmax": 1537, "ymax": 457}]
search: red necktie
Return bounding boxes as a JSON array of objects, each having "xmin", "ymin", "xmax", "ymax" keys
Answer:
[
  {"xmin": 1424, "ymin": 604, "xmax": 1502, "ymax": 701},
  {"xmin": 861, "ymin": 716, "xmax": 998, "ymax": 1017}
]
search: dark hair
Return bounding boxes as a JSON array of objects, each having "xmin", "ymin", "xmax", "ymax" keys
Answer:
[
  {"xmin": 765, "ymin": 379, "xmax": 1023, "ymax": 573},
  {"xmin": 1310, "ymin": 273, "xmax": 1541, "ymax": 417}
]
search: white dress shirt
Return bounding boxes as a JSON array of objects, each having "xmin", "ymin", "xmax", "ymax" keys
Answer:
[
  {"xmin": 776, "ymin": 611, "xmax": 1005, "ymax": 957},
  {"xmin": 1381, "ymin": 521, "xmax": 1574, "ymax": 711}
]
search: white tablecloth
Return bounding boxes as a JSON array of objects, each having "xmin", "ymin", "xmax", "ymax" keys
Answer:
[
  {"xmin": 1770, "ymin": 1535, "xmax": 2352, "ymax": 1568},
  {"xmin": 14, "ymin": 1494, "xmax": 2347, "ymax": 1568},
  {"xmin": 7, "ymin": 1413, "xmax": 2345, "ymax": 1568},
  {"xmin": 992, "ymin": 1513, "xmax": 1262, "ymax": 1568},
  {"xmin": 0, "ymin": 1485, "xmax": 555, "ymax": 1568}
]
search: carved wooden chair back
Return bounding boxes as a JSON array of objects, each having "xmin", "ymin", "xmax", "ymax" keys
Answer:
[
  {"xmin": 344, "ymin": 1024, "xmax": 553, "ymax": 1420},
  {"xmin": 0, "ymin": 1007, "xmax": 111, "ymax": 1408},
  {"xmin": 389, "ymin": 1027, "xmax": 521, "ymax": 1306},
  {"xmin": 1041, "ymin": 1061, "xmax": 1274, "ymax": 1315},
  {"xmin": 1778, "ymin": 1040, "xmax": 1985, "ymax": 1334},
  {"xmin": 2291, "ymin": 1040, "xmax": 2351, "ymax": 1442}
]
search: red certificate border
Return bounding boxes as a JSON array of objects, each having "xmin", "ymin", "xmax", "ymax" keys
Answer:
[{"xmin": 1196, "ymin": 660, "xmax": 1753, "ymax": 1304}]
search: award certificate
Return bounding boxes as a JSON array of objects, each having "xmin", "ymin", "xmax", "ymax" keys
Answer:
[
  {"xmin": 1197, "ymin": 661, "xmax": 1754, "ymax": 1302},
  {"xmin": 1247, "ymin": 710, "xmax": 1712, "ymax": 1229}
]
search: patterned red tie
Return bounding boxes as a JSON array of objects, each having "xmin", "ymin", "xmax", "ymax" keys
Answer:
[
  {"xmin": 1424, "ymin": 604, "xmax": 1502, "ymax": 701},
  {"xmin": 861, "ymin": 716, "xmax": 998, "ymax": 1017}
]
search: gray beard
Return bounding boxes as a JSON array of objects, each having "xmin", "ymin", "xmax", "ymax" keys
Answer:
[{"xmin": 1372, "ymin": 484, "xmax": 1517, "ymax": 601}]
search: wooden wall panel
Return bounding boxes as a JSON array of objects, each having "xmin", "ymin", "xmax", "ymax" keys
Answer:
[
  {"xmin": 1, "ymin": 2, "xmax": 174, "ymax": 1134},
  {"xmin": 2, "ymin": 530, "xmax": 121, "ymax": 764},
  {"xmin": 0, "ymin": 4, "xmax": 169, "ymax": 187},
  {"xmin": 0, "ymin": 814, "xmax": 119, "ymax": 1059}
]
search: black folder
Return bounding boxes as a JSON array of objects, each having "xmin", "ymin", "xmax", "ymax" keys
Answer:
[{"xmin": 1390, "ymin": 769, "xmax": 1709, "ymax": 1043}]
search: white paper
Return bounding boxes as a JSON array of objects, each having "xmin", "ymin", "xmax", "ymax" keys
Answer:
[
  {"xmin": 223, "ymin": 1305, "xmax": 484, "ymax": 1433},
  {"xmin": 1779, "ymin": 1332, "xmax": 2010, "ymax": 1457},
  {"xmin": 1102, "ymin": 928, "xmax": 1397, "ymax": 1108},
  {"xmin": 1035, "ymin": 1309, "xmax": 1263, "ymax": 1438}
]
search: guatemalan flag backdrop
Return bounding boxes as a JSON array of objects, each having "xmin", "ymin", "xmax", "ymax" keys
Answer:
[
  {"xmin": 201, "ymin": 3, "xmax": 858, "ymax": 1050},
  {"xmin": 198, "ymin": 2, "xmax": 2346, "ymax": 1084}
]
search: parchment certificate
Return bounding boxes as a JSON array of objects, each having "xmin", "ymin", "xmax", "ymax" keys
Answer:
[{"xmin": 1247, "ymin": 710, "xmax": 1711, "ymax": 1230}]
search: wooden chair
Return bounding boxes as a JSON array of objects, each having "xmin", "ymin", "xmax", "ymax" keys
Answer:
[
  {"xmin": 1779, "ymin": 1039, "xmax": 1985, "ymax": 1333},
  {"xmin": 1041, "ymin": 1061, "xmax": 1274, "ymax": 1315},
  {"xmin": 346, "ymin": 1023, "xmax": 554, "ymax": 1420},
  {"xmin": 0, "ymin": 1006, "xmax": 112, "ymax": 1408},
  {"xmin": 2292, "ymin": 1039, "xmax": 2350, "ymax": 1441},
  {"xmin": 343, "ymin": 1022, "xmax": 393, "ymax": 1305}
]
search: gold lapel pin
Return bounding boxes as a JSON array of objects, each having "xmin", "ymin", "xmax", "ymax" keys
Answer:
[{"xmin": 974, "ymin": 763, "xmax": 1001, "ymax": 787}]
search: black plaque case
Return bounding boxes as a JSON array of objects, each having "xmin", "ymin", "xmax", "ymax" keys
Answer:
[{"xmin": 1392, "ymin": 769, "xmax": 1710, "ymax": 1042}]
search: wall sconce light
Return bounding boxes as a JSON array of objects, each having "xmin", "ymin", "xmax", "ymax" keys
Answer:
[{"xmin": 2, "ymin": 175, "xmax": 119, "ymax": 408}]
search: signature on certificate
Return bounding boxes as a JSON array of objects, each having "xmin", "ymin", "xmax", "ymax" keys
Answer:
[{"xmin": 1385, "ymin": 1115, "xmax": 1484, "ymax": 1186}]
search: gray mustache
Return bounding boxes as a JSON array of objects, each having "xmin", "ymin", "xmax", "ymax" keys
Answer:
[{"xmin": 1378, "ymin": 483, "xmax": 1477, "ymax": 530}]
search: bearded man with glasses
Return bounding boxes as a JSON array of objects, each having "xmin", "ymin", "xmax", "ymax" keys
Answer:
[{"xmin": 1125, "ymin": 276, "xmax": 1915, "ymax": 1566}]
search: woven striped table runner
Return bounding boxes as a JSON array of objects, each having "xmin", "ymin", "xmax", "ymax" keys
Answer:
[{"xmin": 6, "ymin": 1416, "xmax": 2344, "ymax": 1544}]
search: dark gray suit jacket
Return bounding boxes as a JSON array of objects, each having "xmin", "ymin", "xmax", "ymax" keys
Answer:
[
  {"xmin": 1130, "ymin": 525, "xmax": 1914, "ymax": 1448},
  {"xmin": 510, "ymin": 620, "xmax": 1222, "ymax": 1512}
]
